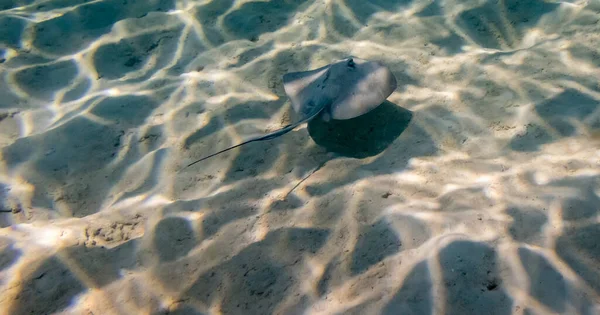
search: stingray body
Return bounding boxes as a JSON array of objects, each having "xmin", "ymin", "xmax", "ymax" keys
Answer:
[{"xmin": 185, "ymin": 57, "xmax": 397, "ymax": 168}]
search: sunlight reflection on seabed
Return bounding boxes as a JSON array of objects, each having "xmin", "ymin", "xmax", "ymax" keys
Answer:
[{"xmin": 0, "ymin": 0, "xmax": 600, "ymax": 314}]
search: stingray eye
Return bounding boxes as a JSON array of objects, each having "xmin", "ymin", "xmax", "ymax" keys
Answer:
[{"xmin": 347, "ymin": 58, "xmax": 355, "ymax": 68}]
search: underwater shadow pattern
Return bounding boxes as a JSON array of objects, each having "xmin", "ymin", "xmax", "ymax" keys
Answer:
[
  {"xmin": 61, "ymin": 240, "xmax": 138, "ymax": 287},
  {"xmin": 0, "ymin": 15, "xmax": 26, "ymax": 49},
  {"xmin": 438, "ymin": 240, "xmax": 512, "ymax": 315},
  {"xmin": 556, "ymin": 223, "xmax": 600, "ymax": 297},
  {"xmin": 308, "ymin": 101, "xmax": 412, "ymax": 158},
  {"xmin": 505, "ymin": 206, "xmax": 547, "ymax": 246},
  {"xmin": 222, "ymin": 0, "xmax": 310, "ymax": 42},
  {"xmin": 12, "ymin": 59, "xmax": 79, "ymax": 101},
  {"xmin": 551, "ymin": 175, "xmax": 600, "ymax": 298},
  {"xmin": 350, "ymin": 218, "xmax": 402, "ymax": 275},
  {"xmin": 455, "ymin": 0, "xmax": 560, "ymax": 50},
  {"xmin": 176, "ymin": 227, "xmax": 330, "ymax": 315},
  {"xmin": 152, "ymin": 305, "xmax": 208, "ymax": 315},
  {"xmin": 153, "ymin": 216, "xmax": 198, "ymax": 262},
  {"xmin": 0, "ymin": 0, "xmax": 30, "ymax": 11},
  {"xmin": 6, "ymin": 237, "xmax": 142, "ymax": 313},
  {"xmin": 7, "ymin": 256, "xmax": 86, "ymax": 314},
  {"xmin": 191, "ymin": 0, "xmax": 236, "ymax": 46},
  {"xmin": 91, "ymin": 14, "xmax": 184, "ymax": 83},
  {"xmin": 510, "ymin": 88, "xmax": 599, "ymax": 152},
  {"xmin": 0, "ymin": 237, "xmax": 21, "ymax": 271},
  {"xmin": 343, "ymin": 0, "xmax": 413, "ymax": 24},
  {"xmin": 1, "ymin": 94, "xmax": 161, "ymax": 216},
  {"xmin": 382, "ymin": 261, "xmax": 433, "ymax": 315},
  {"xmin": 197, "ymin": 176, "xmax": 287, "ymax": 237},
  {"xmin": 31, "ymin": 0, "xmax": 175, "ymax": 56},
  {"xmin": 518, "ymin": 247, "xmax": 568, "ymax": 313},
  {"xmin": 302, "ymin": 110, "xmax": 437, "ymax": 197}
]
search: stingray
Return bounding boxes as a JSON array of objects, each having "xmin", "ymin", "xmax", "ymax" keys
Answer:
[{"xmin": 185, "ymin": 57, "xmax": 397, "ymax": 168}]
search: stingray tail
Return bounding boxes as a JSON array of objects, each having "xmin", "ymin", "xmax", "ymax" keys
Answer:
[
  {"xmin": 184, "ymin": 108, "xmax": 324, "ymax": 169},
  {"xmin": 184, "ymin": 123, "xmax": 295, "ymax": 168}
]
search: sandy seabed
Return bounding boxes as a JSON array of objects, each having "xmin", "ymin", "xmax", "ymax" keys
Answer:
[{"xmin": 0, "ymin": 0, "xmax": 600, "ymax": 314}]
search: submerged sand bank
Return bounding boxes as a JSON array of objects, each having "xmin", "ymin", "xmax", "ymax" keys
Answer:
[{"xmin": 0, "ymin": 0, "xmax": 600, "ymax": 314}]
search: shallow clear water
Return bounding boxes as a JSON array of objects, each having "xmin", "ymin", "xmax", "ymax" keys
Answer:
[{"xmin": 0, "ymin": 0, "xmax": 599, "ymax": 314}]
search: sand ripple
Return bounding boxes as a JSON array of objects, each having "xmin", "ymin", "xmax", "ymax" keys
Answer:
[{"xmin": 0, "ymin": 0, "xmax": 599, "ymax": 314}]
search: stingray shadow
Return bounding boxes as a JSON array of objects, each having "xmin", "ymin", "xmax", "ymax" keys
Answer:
[{"xmin": 307, "ymin": 100, "xmax": 412, "ymax": 159}]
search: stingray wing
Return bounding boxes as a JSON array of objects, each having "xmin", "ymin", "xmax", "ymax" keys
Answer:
[
  {"xmin": 328, "ymin": 58, "xmax": 397, "ymax": 120},
  {"xmin": 282, "ymin": 63, "xmax": 340, "ymax": 118}
]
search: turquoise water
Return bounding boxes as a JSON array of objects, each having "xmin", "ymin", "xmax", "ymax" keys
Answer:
[{"xmin": 0, "ymin": 0, "xmax": 599, "ymax": 314}]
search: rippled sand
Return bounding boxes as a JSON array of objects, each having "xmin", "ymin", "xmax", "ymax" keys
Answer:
[{"xmin": 1, "ymin": 0, "xmax": 600, "ymax": 314}]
